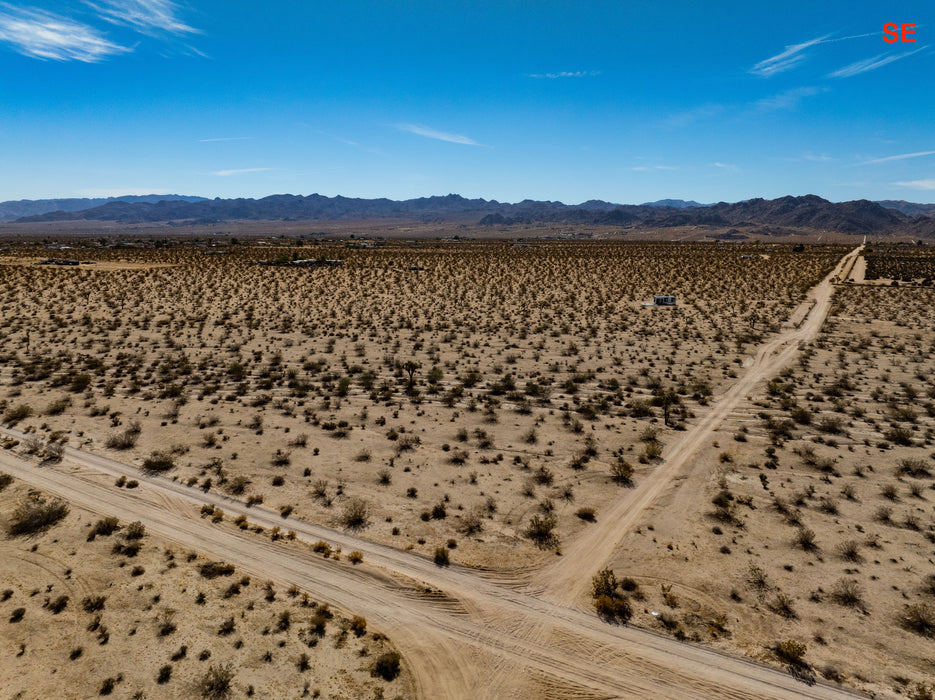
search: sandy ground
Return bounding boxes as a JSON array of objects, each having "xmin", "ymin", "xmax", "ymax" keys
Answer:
[{"xmin": 0, "ymin": 477, "xmax": 411, "ymax": 700}]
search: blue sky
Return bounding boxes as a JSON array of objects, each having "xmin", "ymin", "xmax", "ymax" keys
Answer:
[{"xmin": 1, "ymin": 1, "xmax": 933, "ymax": 204}]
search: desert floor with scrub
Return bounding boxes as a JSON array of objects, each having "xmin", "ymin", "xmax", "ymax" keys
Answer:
[{"xmin": 1, "ymin": 236, "xmax": 933, "ymax": 699}]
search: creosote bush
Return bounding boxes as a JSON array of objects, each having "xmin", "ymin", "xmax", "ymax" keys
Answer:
[
  {"xmin": 372, "ymin": 651, "xmax": 401, "ymax": 681},
  {"xmin": 141, "ymin": 451, "xmax": 175, "ymax": 473},
  {"xmin": 7, "ymin": 493, "xmax": 69, "ymax": 536}
]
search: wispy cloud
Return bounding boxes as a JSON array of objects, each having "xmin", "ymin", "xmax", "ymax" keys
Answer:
[
  {"xmin": 828, "ymin": 46, "xmax": 927, "ymax": 78},
  {"xmin": 712, "ymin": 162, "xmax": 739, "ymax": 172},
  {"xmin": 859, "ymin": 150, "xmax": 935, "ymax": 165},
  {"xmin": 893, "ymin": 179, "xmax": 935, "ymax": 190},
  {"xmin": 199, "ymin": 136, "xmax": 254, "ymax": 142},
  {"xmin": 396, "ymin": 123, "xmax": 482, "ymax": 146},
  {"xmin": 750, "ymin": 35, "xmax": 828, "ymax": 76},
  {"xmin": 630, "ymin": 165, "xmax": 677, "ymax": 172},
  {"xmin": 212, "ymin": 167, "xmax": 271, "ymax": 176},
  {"xmin": 0, "ymin": 4, "xmax": 129, "ymax": 61},
  {"xmin": 802, "ymin": 152, "xmax": 835, "ymax": 162},
  {"xmin": 528, "ymin": 70, "xmax": 601, "ymax": 79},
  {"xmin": 87, "ymin": 0, "xmax": 197, "ymax": 35},
  {"xmin": 663, "ymin": 104, "xmax": 724, "ymax": 128},
  {"xmin": 751, "ymin": 86, "xmax": 824, "ymax": 112}
]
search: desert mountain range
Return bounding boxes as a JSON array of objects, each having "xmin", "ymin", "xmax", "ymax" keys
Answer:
[{"xmin": 4, "ymin": 193, "xmax": 935, "ymax": 235}]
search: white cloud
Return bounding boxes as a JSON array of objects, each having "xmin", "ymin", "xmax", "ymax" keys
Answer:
[
  {"xmin": 893, "ymin": 179, "xmax": 935, "ymax": 190},
  {"xmin": 828, "ymin": 46, "xmax": 926, "ymax": 78},
  {"xmin": 630, "ymin": 165, "xmax": 677, "ymax": 172},
  {"xmin": 199, "ymin": 136, "xmax": 254, "ymax": 142},
  {"xmin": 751, "ymin": 86, "xmax": 823, "ymax": 112},
  {"xmin": 0, "ymin": 4, "xmax": 129, "ymax": 62},
  {"xmin": 749, "ymin": 36, "xmax": 828, "ymax": 77},
  {"xmin": 713, "ymin": 162, "xmax": 739, "ymax": 172},
  {"xmin": 859, "ymin": 150, "xmax": 935, "ymax": 165},
  {"xmin": 212, "ymin": 167, "xmax": 271, "ymax": 176},
  {"xmin": 87, "ymin": 0, "xmax": 197, "ymax": 35},
  {"xmin": 396, "ymin": 123, "xmax": 482, "ymax": 146},
  {"xmin": 528, "ymin": 70, "xmax": 601, "ymax": 79}
]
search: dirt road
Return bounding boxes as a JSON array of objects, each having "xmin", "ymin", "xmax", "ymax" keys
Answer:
[
  {"xmin": 534, "ymin": 245, "xmax": 863, "ymax": 605},
  {"xmin": 0, "ymin": 247, "xmax": 864, "ymax": 699}
]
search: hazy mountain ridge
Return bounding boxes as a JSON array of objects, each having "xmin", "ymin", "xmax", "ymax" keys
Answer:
[
  {"xmin": 0, "ymin": 195, "xmax": 207, "ymax": 221},
  {"xmin": 876, "ymin": 200, "xmax": 935, "ymax": 217},
  {"xmin": 9, "ymin": 193, "xmax": 935, "ymax": 235}
]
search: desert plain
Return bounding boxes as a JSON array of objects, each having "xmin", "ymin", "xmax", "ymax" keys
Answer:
[{"xmin": 0, "ymin": 232, "xmax": 933, "ymax": 699}]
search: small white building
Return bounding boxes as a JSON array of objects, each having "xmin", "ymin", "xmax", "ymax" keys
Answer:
[{"xmin": 653, "ymin": 294, "xmax": 676, "ymax": 306}]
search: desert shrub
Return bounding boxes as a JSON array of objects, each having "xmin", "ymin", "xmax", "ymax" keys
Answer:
[
  {"xmin": 141, "ymin": 451, "xmax": 175, "ymax": 473},
  {"xmin": 610, "ymin": 457, "xmax": 634, "ymax": 486},
  {"xmin": 46, "ymin": 595, "xmax": 69, "ymax": 613},
  {"xmin": 576, "ymin": 507, "xmax": 596, "ymax": 522},
  {"xmin": 99, "ymin": 676, "xmax": 118, "ymax": 695},
  {"xmin": 7, "ymin": 494, "xmax": 69, "ymax": 536},
  {"xmin": 69, "ymin": 373, "xmax": 91, "ymax": 393},
  {"xmin": 82, "ymin": 596, "xmax": 106, "ymax": 613},
  {"xmin": 218, "ymin": 617, "xmax": 236, "ymax": 636},
  {"xmin": 885, "ymin": 425, "xmax": 914, "ymax": 446},
  {"xmin": 591, "ymin": 569, "xmax": 632, "ymax": 623},
  {"xmin": 901, "ymin": 604, "xmax": 935, "ymax": 638},
  {"xmin": 349, "ymin": 615, "xmax": 367, "ymax": 636},
  {"xmin": 458, "ymin": 510, "xmax": 483, "ymax": 536},
  {"xmin": 197, "ymin": 663, "xmax": 235, "ymax": 699},
  {"xmin": 225, "ymin": 476, "xmax": 251, "ymax": 495},
  {"xmin": 433, "ymin": 547, "xmax": 450, "ymax": 566},
  {"xmin": 199, "ymin": 561, "xmax": 235, "ymax": 579},
  {"xmin": 2, "ymin": 404, "xmax": 32, "ymax": 425},
  {"xmin": 105, "ymin": 429, "xmax": 139, "ymax": 450},
  {"xmin": 774, "ymin": 639, "xmax": 807, "ymax": 665},
  {"xmin": 793, "ymin": 527, "xmax": 818, "ymax": 552},
  {"xmin": 372, "ymin": 651, "xmax": 401, "ymax": 681},
  {"xmin": 126, "ymin": 521, "xmax": 146, "ymax": 539},
  {"xmin": 42, "ymin": 441, "xmax": 65, "ymax": 462},
  {"xmin": 594, "ymin": 594, "xmax": 632, "ymax": 622},
  {"xmin": 524, "ymin": 514, "xmax": 557, "ymax": 547},
  {"xmin": 9, "ymin": 607, "xmax": 26, "ymax": 623},
  {"xmin": 0, "ymin": 473, "xmax": 13, "ymax": 491},
  {"xmin": 831, "ymin": 578, "xmax": 864, "ymax": 608},
  {"xmin": 348, "ymin": 550, "xmax": 364, "ymax": 564},
  {"xmin": 88, "ymin": 517, "xmax": 120, "ymax": 541},
  {"xmin": 157, "ymin": 664, "xmax": 172, "ymax": 684},
  {"xmin": 45, "ymin": 397, "xmax": 71, "ymax": 415},
  {"xmin": 157, "ymin": 609, "xmax": 177, "ymax": 636},
  {"xmin": 340, "ymin": 497, "xmax": 369, "ymax": 529},
  {"xmin": 896, "ymin": 458, "xmax": 931, "ymax": 478},
  {"xmin": 745, "ymin": 564, "xmax": 769, "ymax": 590},
  {"xmin": 837, "ymin": 539, "xmax": 862, "ymax": 563},
  {"xmin": 768, "ymin": 593, "xmax": 797, "ymax": 619},
  {"xmin": 592, "ymin": 568, "xmax": 618, "ymax": 599}
]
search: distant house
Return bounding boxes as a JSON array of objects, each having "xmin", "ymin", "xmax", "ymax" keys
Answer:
[{"xmin": 651, "ymin": 295, "xmax": 676, "ymax": 306}]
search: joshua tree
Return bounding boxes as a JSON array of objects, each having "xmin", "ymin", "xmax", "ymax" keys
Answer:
[{"xmin": 402, "ymin": 360, "xmax": 421, "ymax": 390}]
